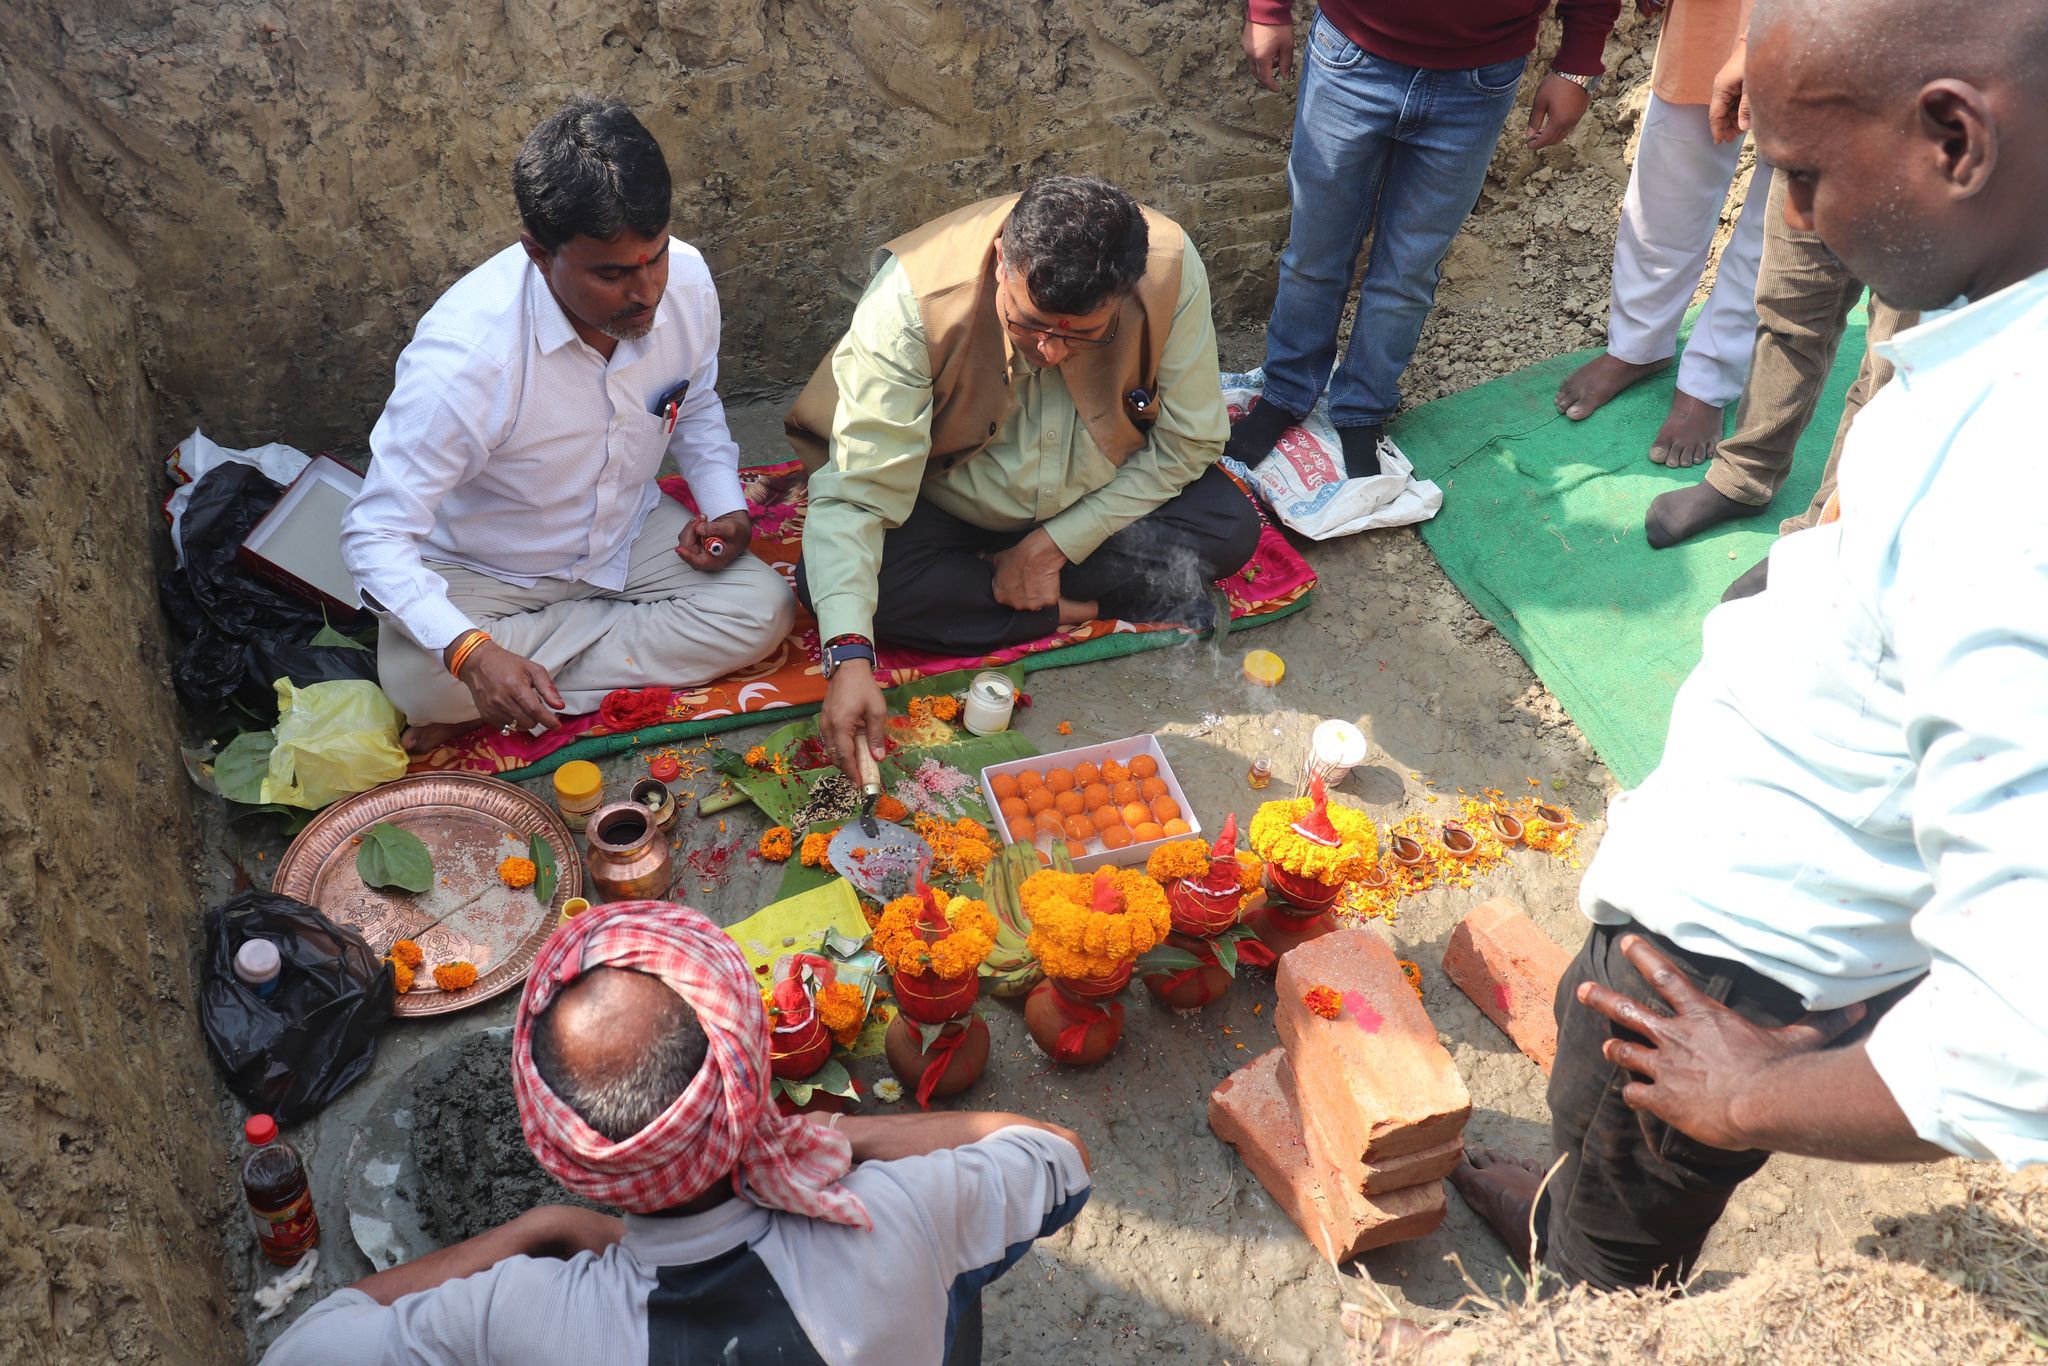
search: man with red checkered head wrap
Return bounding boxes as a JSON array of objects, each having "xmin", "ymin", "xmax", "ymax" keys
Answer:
[
  {"xmin": 263, "ymin": 900, "xmax": 1094, "ymax": 1366},
  {"xmin": 512, "ymin": 899, "xmax": 869, "ymax": 1224}
]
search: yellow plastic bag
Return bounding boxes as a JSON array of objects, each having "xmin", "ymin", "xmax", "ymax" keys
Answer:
[{"xmin": 262, "ymin": 679, "xmax": 408, "ymax": 809}]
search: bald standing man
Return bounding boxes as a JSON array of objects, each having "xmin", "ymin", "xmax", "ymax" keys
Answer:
[{"xmin": 1451, "ymin": 0, "xmax": 2048, "ymax": 1291}]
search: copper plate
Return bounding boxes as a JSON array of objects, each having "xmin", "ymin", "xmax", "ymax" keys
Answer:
[{"xmin": 272, "ymin": 772, "xmax": 582, "ymax": 1018}]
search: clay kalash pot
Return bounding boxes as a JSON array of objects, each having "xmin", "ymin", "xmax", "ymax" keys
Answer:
[
  {"xmin": 1242, "ymin": 890, "xmax": 1336, "ymax": 959},
  {"xmin": 767, "ymin": 980, "xmax": 833, "ymax": 1082},
  {"xmin": 1025, "ymin": 975, "xmax": 1128, "ymax": 1066},
  {"xmin": 1143, "ymin": 931, "xmax": 1235, "ymax": 1010},
  {"xmin": 884, "ymin": 1013, "xmax": 990, "ymax": 1103},
  {"xmin": 1267, "ymin": 861, "xmax": 1345, "ymax": 913},
  {"xmin": 891, "ymin": 967, "xmax": 981, "ymax": 1024},
  {"xmin": 584, "ymin": 803, "xmax": 673, "ymax": 901}
]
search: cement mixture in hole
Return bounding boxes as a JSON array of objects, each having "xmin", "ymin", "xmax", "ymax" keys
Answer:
[{"xmin": 409, "ymin": 1030, "xmax": 611, "ymax": 1246}]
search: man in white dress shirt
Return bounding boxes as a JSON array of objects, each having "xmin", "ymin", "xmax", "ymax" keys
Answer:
[
  {"xmin": 342, "ymin": 98, "xmax": 794, "ymax": 750},
  {"xmin": 1452, "ymin": 0, "xmax": 2048, "ymax": 1292}
]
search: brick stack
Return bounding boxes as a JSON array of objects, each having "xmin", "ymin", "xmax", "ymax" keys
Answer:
[
  {"xmin": 1441, "ymin": 897, "xmax": 1573, "ymax": 1073},
  {"xmin": 1207, "ymin": 928, "xmax": 1470, "ymax": 1263}
]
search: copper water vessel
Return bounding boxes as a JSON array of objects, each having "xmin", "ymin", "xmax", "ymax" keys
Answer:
[{"xmin": 584, "ymin": 803, "xmax": 673, "ymax": 902}]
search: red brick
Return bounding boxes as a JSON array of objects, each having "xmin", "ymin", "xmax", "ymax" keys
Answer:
[
  {"xmin": 1208, "ymin": 1050, "xmax": 1448, "ymax": 1262},
  {"xmin": 1441, "ymin": 898, "xmax": 1573, "ymax": 1073},
  {"xmin": 1275, "ymin": 929, "xmax": 1471, "ymax": 1164},
  {"xmin": 1277, "ymin": 1055, "xmax": 1463, "ymax": 1195}
]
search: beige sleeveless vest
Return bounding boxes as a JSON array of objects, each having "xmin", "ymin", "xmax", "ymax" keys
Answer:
[{"xmin": 785, "ymin": 194, "xmax": 1186, "ymax": 477}]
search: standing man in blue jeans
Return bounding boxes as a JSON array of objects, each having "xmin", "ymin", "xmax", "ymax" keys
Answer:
[{"xmin": 1231, "ymin": 0, "xmax": 1623, "ymax": 476}]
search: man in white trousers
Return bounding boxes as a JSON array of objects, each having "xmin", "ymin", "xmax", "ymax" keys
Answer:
[{"xmin": 1554, "ymin": 0, "xmax": 1771, "ymax": 469}]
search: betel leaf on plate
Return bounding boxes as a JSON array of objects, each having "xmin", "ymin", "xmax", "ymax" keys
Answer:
[
  {"xmin": 357, "ymin": 822, "xmax": 434, "ymax": 893},
  {"xmin": 528, "ymin": 832, "xmax": 559, "ymax": 904}
]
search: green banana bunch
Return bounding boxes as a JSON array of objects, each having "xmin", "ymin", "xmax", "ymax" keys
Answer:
[{"xmin": 979, "ymin": 839, "xmax": 1068, "ymax": 996}]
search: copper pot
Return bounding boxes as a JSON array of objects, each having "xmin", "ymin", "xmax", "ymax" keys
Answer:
[{"xmin": 584, "ymin": 803, "xmax": 673, "ymax": 901}]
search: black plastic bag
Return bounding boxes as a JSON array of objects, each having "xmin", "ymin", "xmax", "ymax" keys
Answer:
[
  {"xmin": 162, "ymin": 462, "xmax": 378, "ymax": 716},
  {"xmin": 201, "ymin": 891, "xmax": 396, "ymax": 1125}
]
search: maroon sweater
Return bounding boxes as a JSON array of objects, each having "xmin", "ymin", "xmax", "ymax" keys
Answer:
[{"xmin": 1244, "ymin": 0, "xmax": 1620, "ymax": 76}]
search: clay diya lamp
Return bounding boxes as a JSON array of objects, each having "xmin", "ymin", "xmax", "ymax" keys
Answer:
[
  {"xmin": 1440, "ymin": 821, "xmax": 1479, "ymax": 862},
  {"xmin": 1388, "ymin": 835, "xmax": 1427, "ymax": 871},
  {"xmin": 767, "ymin": 978, "xmax": 833, "ymax": 1081},
  {"xmin": 1490, "ymin": 809, "xmax": 1525, "ymax": 847},
  {"xmin": 585, "ymin": 802, "xmax": 674, "ymax": 901},
  {"xmin": 1164, "ymin": 814, "xmax": 1252, "ymax": 938},
  {"xmin": 884, "ymin": 1013, "xmax": 990, "ymax": 1103}
]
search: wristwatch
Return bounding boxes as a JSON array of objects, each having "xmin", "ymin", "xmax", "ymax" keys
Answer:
[
  {"xmin": 821, "ymin": 636, "xmax": 877, "ymax": 678},
  {"xmin": 1551, "ymin": 69, "xmax": 1601, "ymax": 94}
]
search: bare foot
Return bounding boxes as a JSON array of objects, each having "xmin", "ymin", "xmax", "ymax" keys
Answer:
[
  {"xmin": 402, "ymin": 720, "xmax": 483, "ymax": 755},
  {"xmin": 1449, "ymin": 1147, "xmax": 1550, "ymax": 1267},
  {"xmin": 1649, "ymin": 391, "xmax": 1725, "ymax": 466},
  {"xmin": 1555, "ymin": 353, "xmax": 1671, "ymax": 421}
]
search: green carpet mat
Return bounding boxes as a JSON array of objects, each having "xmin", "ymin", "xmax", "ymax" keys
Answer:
[{"xmin": 1396, "ymin": 308, "xmax": 1868, "ymax": 787}]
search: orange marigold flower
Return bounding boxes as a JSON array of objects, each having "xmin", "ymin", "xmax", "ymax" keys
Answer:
[
  {"xmin": 928, "ymin": 695, "xmax": 961, "ymax": 722},
  {"xmin": 1249, "ymin": 793, "xmax": 1377, "ymax": 884},
  {"xmin": 1021, "ymin": 867, "xmax": 1172, "ymax": 980},
  {"xmin": 390, "ymin": 939, "xmax": 425, "ymax": 969},
  {"xmin": 1145, "ymin": 839, "xmax": 1212, "ymax": 883},
  {"xmin": 1057, "ymin": 721, "xmax": 1073, "ymax": 736},
  {"xmin": 872, "ymin": 893, "xmax": 999, "ymax": 980},
  {"xmin": 799, "ymin": 831, "xmax": 832, "ymax": 868},
  {"xmin": 758, "ymin": 826, "xmax": 795, "ymax": 862},
  {"xmin": 745, "ymin": 745, "xmax": 770, "ymax": 767},
  {"xmin": 1398, "ymin": 960, "xmax": 1424, "ymax": 1000},
  {"xmin": 433, "ymin": 961, "xmax": 478, "ymax": 992},
  {"xmin": 386, "ymin": 958, "xmax": 415, "ymax": 994},
  {"xmin": 815, "ymin": 980, "xmax": 868, "ymax": 1046},
  {"xmin": 1303, "ymin": 985, "xmax": 1343, "ymax": 1020},
  {"xmin": 498, "ymin": 856, "xmax": 537, "ymax": 889},
  {"xmin": 909, "ymin": 814, "xmax": 995, "ymax": 880}
]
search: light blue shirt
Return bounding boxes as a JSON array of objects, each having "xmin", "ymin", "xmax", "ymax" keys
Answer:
[{"xmin": 1580, "ymin": 268, "xmax": 2048, "ymax": 1169}]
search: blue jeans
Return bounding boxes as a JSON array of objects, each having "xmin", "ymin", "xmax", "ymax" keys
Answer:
[{"xmin": 1260, "ymin": 14, "xmax": 1525, "ymax": 429}]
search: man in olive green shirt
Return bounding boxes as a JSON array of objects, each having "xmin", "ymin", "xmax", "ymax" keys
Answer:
[{"xmin": 789, "ymin": 177, "xmax": 1259, "ymax": 775}]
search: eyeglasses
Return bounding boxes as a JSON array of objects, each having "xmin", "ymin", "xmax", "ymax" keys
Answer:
[{"xmin": 997, "ymin": 269, "xmax": 1120, "ymax": 350}]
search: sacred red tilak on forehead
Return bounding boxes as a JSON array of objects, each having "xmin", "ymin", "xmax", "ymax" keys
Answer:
[{"xmin": 636, "ymin": 252, "xmax": 649, "ymax": 266}]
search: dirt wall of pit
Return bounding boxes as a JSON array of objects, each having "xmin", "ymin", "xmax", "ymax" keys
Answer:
[{"xmin": 2, "ymin": 2, "xmax": 1663, "ymax": 1360}]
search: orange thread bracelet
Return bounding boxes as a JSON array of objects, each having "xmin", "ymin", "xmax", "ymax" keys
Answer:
[{"xmin": 447, "ymin": 630, "xmax": 490, "ymax": 679}]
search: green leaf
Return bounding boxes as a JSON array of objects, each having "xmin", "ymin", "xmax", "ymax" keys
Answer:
[
  {"xmin": 1136, "ymin": 945, "xmax": 1204, "ymax": 976},
  {"xmin": 807, "ymin": 1059, "xmax": 858, "ymax": 1098},
  {"xmin": 225, "ymin": 801, "xmax": 314, "ymax": 836},
  {"xmin": 910, "ymin": 1017, "xmax": 961, "ymax": 1053},
  {"xmin": 528, "ymin": 832, "xmax": 559, "ymax": 904},
  {"xmin": 776, "ymin": 1079, "xmax": 816, "ymax": 1106},
  {"xmin": 214, "ymin": 730, "xmax": 276, "ymax": 805},
  {"xmin": 357, "ymin": 822, "xmax": 434, "ymax": 893},
  {"xmin": 1212, "ymin": 937, "xmax": 1239, "ymax": 978},
  {"xmin": 310, "ymin": 623, "xmax": 372, "ymax": 652}
]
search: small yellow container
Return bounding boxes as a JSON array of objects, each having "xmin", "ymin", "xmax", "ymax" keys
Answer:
[
  {"xmin": 1241, "ymin": 649, "xmax": 1286, "ymax": 688},
  {"xmin": 553, "ymin": 761, "xmax": 604, "ymax": 831},
  {"xmin": 557, "ymin": 896, "xmax": 592, "ymax": 928}
]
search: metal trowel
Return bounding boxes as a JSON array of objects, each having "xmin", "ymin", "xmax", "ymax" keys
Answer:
[{"xmin": 824, "ymin": 749, "xmax": 932, "ymax": 902}]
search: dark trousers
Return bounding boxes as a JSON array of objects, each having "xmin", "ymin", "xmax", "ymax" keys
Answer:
[
  {"xmin": 797, "ymin": 465, "xmax": 1262, "ymax": 656},
  {"xmin": 1536, "ymin": 922, "xmax": 1905, "ymax": 1291}
]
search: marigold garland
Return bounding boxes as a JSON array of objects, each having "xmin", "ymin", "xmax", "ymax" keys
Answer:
[
  {"xmin": 1249, "ymin": 793, "xmax": 1378, "ymax": 884},
  {"xmin": 799, "ymin": 831, "xmax": 832, "ymax": 868},
  {"xmin": 815, "ymin": 980, "xmax": 867, "ymax": 1047},
  {"xmin": 432, "ymin": 961, "xmax": 478, "ymax": 991},
  {"xmin": 872, "ymin": 892, "xmax": 999, "ymax": 980},
  {"xmin": 390, "ymin": 939, "xmax": 424, "ymax": 969},
  {"xmin": 497, "ymin": 856, "xmax": 537, "ymax": 889},
  {"xmin": 1303, "ymin": 985, "xmax": 1343, "ymax": 1020},
  {"xmin": 386, "ymin": 958, "xmax": 415, "ymax": 994},
  {"xmin": 758, "ymin": 826, "xmax": 794, "ymax": 862},
  {"xmin": 1022, "ymin": 867, "xmax": 1171, "ymax": 981},
  {"xmin": 910, "ymin": 814, "xmax": 994, "ymax": 880}
]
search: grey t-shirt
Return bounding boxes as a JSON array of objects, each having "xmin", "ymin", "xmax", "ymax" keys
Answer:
[{"xmin": 262, "ymin": 1127, "xmax": 1089, "ymax": 1366}]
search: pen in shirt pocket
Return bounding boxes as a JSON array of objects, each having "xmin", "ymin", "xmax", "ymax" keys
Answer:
[{"xmin": 653, "ymin": 379, "xmax": 691, "ymax": 435}]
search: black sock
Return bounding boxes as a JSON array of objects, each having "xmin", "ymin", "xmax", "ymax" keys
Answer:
[
  {"xmin": 1337, "ymin": 424, "xmax": 1383, "ymax": 479},
  {"xmin": 1223, "ymin": 399, "xmax": 1301, "ymax": 465}
]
